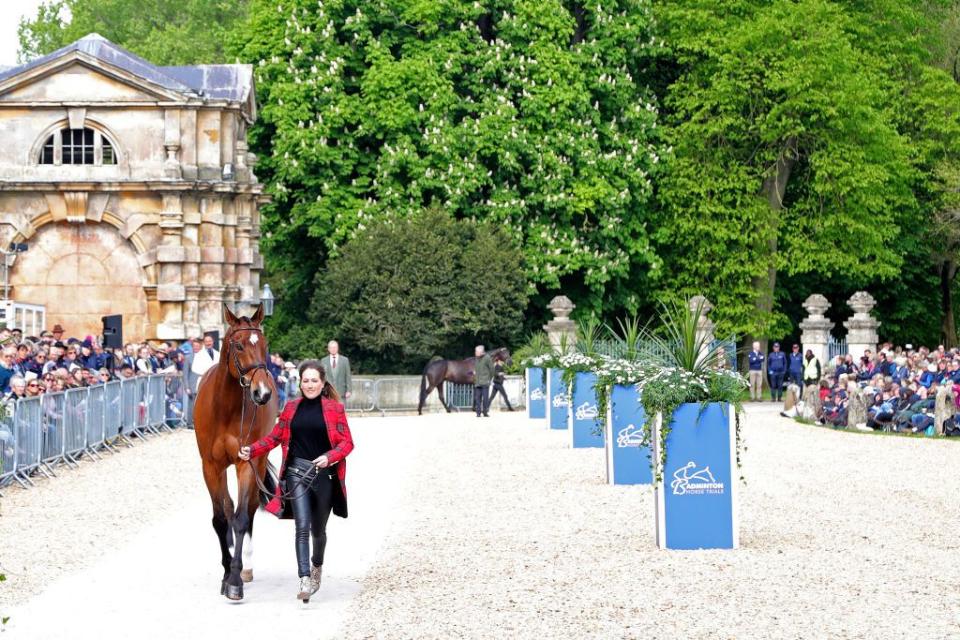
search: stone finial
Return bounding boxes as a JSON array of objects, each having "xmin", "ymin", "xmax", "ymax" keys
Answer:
[
  {"xmin": 688, "ymin": 295, "xmax": 712, "ymax": 316},
  {"xmin": 547, "ymin": 295, "xmax": 575, "ymax": 320},
  {"xmin": 802, "ymin": 294, "xmax": 830, "ymax": 320},
  {"xmin": 543, "ymin": 295, "xmax": 576, "ymax": 351},
  {"xmin": 847, "ymin": 291, "xmax": 877, "ymax": 316}
]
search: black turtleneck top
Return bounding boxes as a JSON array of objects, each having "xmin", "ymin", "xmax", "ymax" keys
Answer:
[{"xmin": 288, "ymin": 395, "xmax": 331, "ymax": 461}]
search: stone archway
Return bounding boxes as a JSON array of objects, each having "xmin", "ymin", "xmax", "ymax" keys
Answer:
[{"xmin": 10, "ymin": 222, "xmax": 148, "ymax": 340}]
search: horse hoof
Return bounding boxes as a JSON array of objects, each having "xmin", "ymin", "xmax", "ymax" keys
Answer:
[
  {"xmin": 302, "ymin": 598, "xmax": 309, "ymax": 604},
  {"xmin": 241, "ymin": 569, "xmax": 253, "ymax": 583},
  {"xmin": 222, "ymin": 582, "xmax": 243, "ymax": 601}
]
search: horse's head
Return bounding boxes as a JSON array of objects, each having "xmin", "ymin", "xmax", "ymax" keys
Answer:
[{"xmin": 223, "ymin": 303, "xmax": 273, "ymax": 406}]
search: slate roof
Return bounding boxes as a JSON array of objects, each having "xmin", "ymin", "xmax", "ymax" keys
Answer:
[{"xmin": 0, "ymin": 33, "xmax": 252, "ymax": 103}]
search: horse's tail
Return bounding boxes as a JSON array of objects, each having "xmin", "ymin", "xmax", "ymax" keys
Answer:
[{"xmin": 418, "ymin": 357, "xmax": 443, "ymax": 415}]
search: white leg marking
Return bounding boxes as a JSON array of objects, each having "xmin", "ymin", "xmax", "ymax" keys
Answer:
[{"xmin": 242, "ymin": 532, "xmax": 253, "ymax": 568}]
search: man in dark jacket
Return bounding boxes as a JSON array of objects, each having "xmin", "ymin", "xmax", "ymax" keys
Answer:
[
  {"xmin": 767, "ymin": 342, "xmax": 787, "ymax": 402},
  {"xmin": 473, "ymin": 345, "xmax": 495, "ymax": 417},
  {"xmin": 788, "ymin": 344, "xmax": 804, "ymax": 390},
  {"xmin": 488, "ymin": 355, "xmax": 514, "ymax": 412}
]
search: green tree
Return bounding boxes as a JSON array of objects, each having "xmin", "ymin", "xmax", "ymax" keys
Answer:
[
  {"xmin": 231, "ymin": 0, "xmax": 664, "ymax": 346},
  {"xmin": 18, "ymin": 0, "xmax": 250, "ymax": 65},
  {"xmin": 652, "ymin": 0, "xmax": 928, "ymax": 350},
  {"xmin": 310, "ymin": 208, "xmax": 528, "ymax": 373}
]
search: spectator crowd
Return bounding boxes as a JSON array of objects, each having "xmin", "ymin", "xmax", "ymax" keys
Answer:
[
  {"xmin": 770, "ymin": 341, "xmax": 960, "ymax": 435},
  {"xmin": 0, "ymin": 323, "xmax": 301, "ymax": 412}
]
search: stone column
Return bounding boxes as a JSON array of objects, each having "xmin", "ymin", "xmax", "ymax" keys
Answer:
[
  {"xmin": 235, "ymin": 197, "xmax": 254, "ymax": 305},
  {"xmin": 688, "ymin": 295, "xmax": 715, "ymax": 364},
  {"xmin": 543, "ymin": 295, "xmax": 576, "ymax": 352},
  {"xmin": 843, "ymin": 291, "xmax": 880, "ymax": 361},
  {"xmin": 155, "ymin": 193, "xmax": 185, "ymax": 339},
  {"xmin": 799, "ymin": 294, "xmax": 834, "ymax": 367}
]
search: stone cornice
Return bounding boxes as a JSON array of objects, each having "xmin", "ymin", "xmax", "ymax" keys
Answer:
[
  {"xmin": 0, "ymin": 181, "xmax": 269, "ymax": 198},
  {"xmin": 0, "ymin": 100, "xmax": 245, "ymax": 110}
]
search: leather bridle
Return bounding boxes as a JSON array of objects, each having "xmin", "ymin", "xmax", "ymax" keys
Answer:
[
  {"xmin": 228, "ymin": 326, "xmax": 269, "ymax": 388},
  {"xmin": 231, "ymin": 324, "xmax": 323, "ymax": 502}
]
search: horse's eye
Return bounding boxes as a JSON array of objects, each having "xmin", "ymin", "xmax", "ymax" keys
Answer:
[{"xmin": 235, "ymin": 342, "xmax": 244, "ymax": 352}]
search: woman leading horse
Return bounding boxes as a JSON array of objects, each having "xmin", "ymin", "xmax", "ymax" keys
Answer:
[
  {"xmin": 239, "ymin": 360, "xmax": 354, "ymax": 602},
  {"xmin": 194, "ymin": 303, "xmax": 277, "ymax": 601}
]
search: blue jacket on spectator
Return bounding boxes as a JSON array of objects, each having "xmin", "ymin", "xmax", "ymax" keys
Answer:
[
  {"xmin": 918, "ymin": 371, "xmax": 936, "ymax": 388},
  {"xmin": 0, "ymin": 366, "xmax": 13, "ymax": 394},
  {"xmin": 768, "ymin": 351, "xmax": 786, "ymax": 373},
  {"xmin": 78, "ymin": 353, "xmax": 99, "ymax": 370},
  {"xmin": 892, "ymin": 365, "xmax": 909, "ymax": 384},
  {"xmin": 788, "ymin": 353, "xmax": 804, "ymax": 373},
  {"xmin": 748, "ymin": 351, "xmax": 764, "ymax": 371}
]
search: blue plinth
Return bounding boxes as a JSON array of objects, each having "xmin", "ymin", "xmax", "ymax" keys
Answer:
[
  {"xmin": 654, "ymin": 402, "xmax": 738, "ymax": 550},
  {"xmin": 569, "ymin": 371, "xmax": 603, "ymax": 448},
  {"xmin": 545, "ymin": 368, "xmax": 569, "ymax": 430},
  {"xmin": 605, "ymin": 383, "xmax": 652, "ymax": 485},
  {"xmin": 526, "ymin": 367, "xmax": 546, "ymax": 419}
]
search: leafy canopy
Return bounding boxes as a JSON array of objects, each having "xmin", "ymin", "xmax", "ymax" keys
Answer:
[{"xmin": 310, "ymin": 207, "xmax": 528, "ymax": 373}]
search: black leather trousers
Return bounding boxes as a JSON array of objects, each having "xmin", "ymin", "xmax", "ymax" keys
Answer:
[{"xmin": 286, "ymin": 458, "xmax": 335, "ymax": 578}]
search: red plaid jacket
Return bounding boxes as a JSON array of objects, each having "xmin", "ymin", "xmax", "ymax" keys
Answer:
[{"xmin": 249, "ymin": 396, "xmax": 354, "ymax": 518}]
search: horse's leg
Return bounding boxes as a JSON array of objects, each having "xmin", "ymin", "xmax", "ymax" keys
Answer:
[
  {"xmin": 437, "ymin": 380, "xmax": 452, "ymax": 413},
  {"xmin": 240, "ymin": 457, "xmax": 265, "ymax": 583},
  {"xmin": 202, "ymin": 459, "xmax": 234, "ymax": 593},
  {"xmin": 241, "ymin": 514, "xmax": 255, "ymax": 583},
  {"xmin": 224, "ymin": 459, "xmax": 260, "ymax": 600}
]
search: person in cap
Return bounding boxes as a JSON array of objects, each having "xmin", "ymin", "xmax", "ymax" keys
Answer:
[
  {"xmin": 767, "ymin": 342, "xmax": 786, "ymax": 402},
  {"xmin": 78, "ymin": 338, "xmax": 99, "ymax": 370},
  {"xmin": 51, "ymin": 324, "xmax": 65, "ymax": 341}
]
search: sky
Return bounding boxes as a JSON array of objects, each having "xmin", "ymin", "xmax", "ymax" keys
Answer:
[{"xmin": 0, "ymin": 0, "xmax": 52, "ymax": 68}]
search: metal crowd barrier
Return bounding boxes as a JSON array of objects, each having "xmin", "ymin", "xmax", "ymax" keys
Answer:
[
  {"xmin": 0, "ymin": 372, "xmax": 527, "ymax": 492},
  {"xmin": 344, "ymin": 378, "xmax": 376, "ymax": 414},
  {"xmin": 348, "ymin": 376, "xmax": 526, "ymax": 416},
  {"xmin": 0, "ymin": 373, "xmax": 190, "ymax": 493}
]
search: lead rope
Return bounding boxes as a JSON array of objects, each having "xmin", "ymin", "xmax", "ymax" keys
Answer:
[
  {"xmin": 241, "ymin": 394, "xmax": 320, "ymax": 503},
  {"xmin": 230, "ymin": 331, "xmax": 320, "ymax": 503}
]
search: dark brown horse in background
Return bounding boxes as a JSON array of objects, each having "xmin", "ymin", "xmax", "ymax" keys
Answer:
[
  {"xmin": 194, "ymin": 304, "xmax": 278, "ymax": 600},
  {"xmin": 417, "ymin": 347, "xmax": 512, "ymax": 414}
]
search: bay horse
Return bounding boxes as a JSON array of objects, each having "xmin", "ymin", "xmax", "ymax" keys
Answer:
[
  {"xmin": 417, "ymin": 347, "xmax": 512, "ymax": 414},
  {"xmin": 194, "ymin": 303, "xmax": 278, "ymax": 601}
]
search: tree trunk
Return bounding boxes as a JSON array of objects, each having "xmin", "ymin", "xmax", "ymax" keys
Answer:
[
  {"xmin": 477, "ymin": 13, "xmax": 494, "ymax": 43},
  {"xmin": 940, "ymin": 259, "xmax": 957, "ymax": 348},
  {"xmin": 571, "ymin": 2, "xmax": 588, "ymax": 45},
  {"xmin": 743, "ymin": 137, "xmax": 798, "ymax": 371}
]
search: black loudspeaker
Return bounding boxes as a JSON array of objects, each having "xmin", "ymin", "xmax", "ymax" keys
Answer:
[{"xmin": 101, "ymin": 314, "xmax": 123, "ymax": 349}]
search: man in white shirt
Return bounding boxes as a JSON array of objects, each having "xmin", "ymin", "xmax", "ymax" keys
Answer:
[{"xmin": 190, "ymin": 334, "xmax": 220, "ymax": 389}]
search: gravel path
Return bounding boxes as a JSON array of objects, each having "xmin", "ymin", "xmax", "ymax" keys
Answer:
[
  {"xmin": 0, "ymin": 420, "xmax": 420, "ymax": 639},
  {"xmin": 3, "ymin": 407, "xmax": 959, "ymax": 639},
  {"xmin": 341, "ymin": 406, "xmax": 960, "ymax": 639}
]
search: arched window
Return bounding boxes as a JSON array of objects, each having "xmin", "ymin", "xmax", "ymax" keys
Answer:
[{"xmin": 38, "ymin": 127, "xmax": 117, "ymax": 166}]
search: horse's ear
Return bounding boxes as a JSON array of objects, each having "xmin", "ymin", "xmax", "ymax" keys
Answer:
[
  {"xmin": 222, "ymin": 303, "xmax": 240, "ymax": 327},
  {"xmin": 250, "ymin": 303, "xmax": 265, "ymax": 326}
]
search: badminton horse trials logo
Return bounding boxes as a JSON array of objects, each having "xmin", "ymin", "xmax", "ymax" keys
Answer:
[
  {"xmin": 616, "ymin": 424, "xmax": 644, "ymax": 447},
  {"xmin": 552, "ymin": 393, "xmax": 568, "ymax": 408},
  {"xmin": 671, "ymin": 461, "xmax": 724, "ymax": 496},
  {"xmin": 575, "ymin": 401, "xmax": 598, "ymax": 421},
  {"xmin": 529, "ymin": 388, "xmax": 545, "ymax": 401}
]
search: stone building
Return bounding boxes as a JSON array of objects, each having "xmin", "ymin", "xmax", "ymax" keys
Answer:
[{"xmin": 0, "ymin": 34, "xmax": 267, "ymax": 340}]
